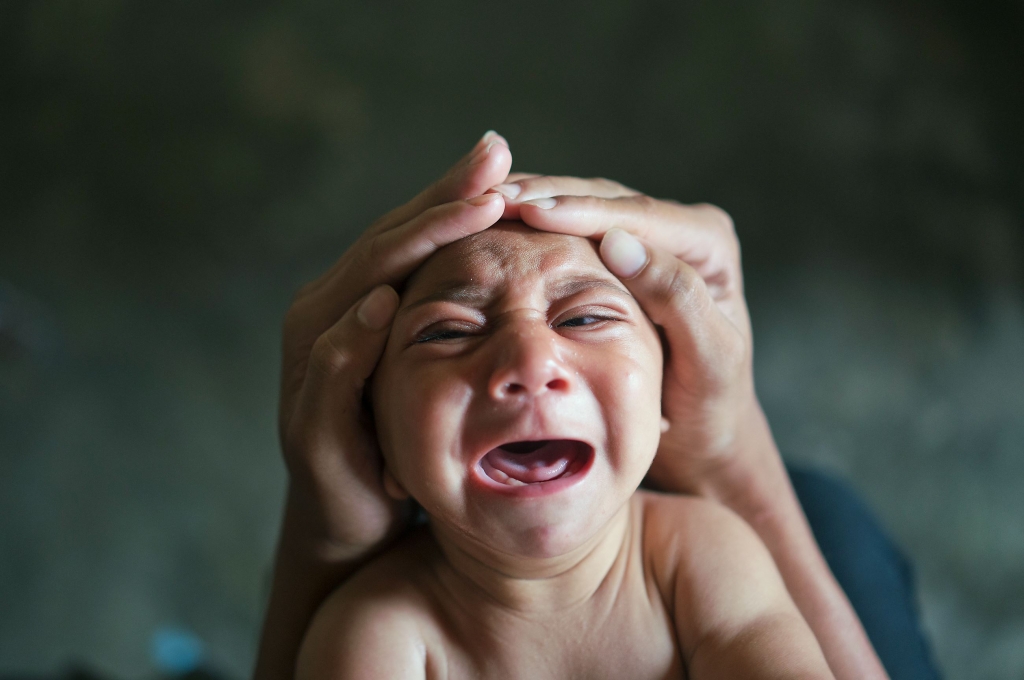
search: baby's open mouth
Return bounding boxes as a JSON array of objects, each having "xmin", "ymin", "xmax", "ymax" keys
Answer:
[{"xmin": 480, "ymin": 440, "xmax": 592, "ymax": 486}]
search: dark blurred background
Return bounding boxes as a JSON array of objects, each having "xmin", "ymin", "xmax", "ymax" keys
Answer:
[{"xmin": 1, "ymin": 1, "xmax": 1021, "ymax": 678}]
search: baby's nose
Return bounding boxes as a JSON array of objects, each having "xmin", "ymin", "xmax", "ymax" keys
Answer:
[{"xmin": 487, "ymin": 323, "xmax": 573, "ymax": 401}]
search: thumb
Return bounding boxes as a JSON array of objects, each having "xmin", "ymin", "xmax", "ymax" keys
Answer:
[
  {"xmin": 599, "ymin": 229, "xmax": 746, "ymax": 392},
  {"xmin": 285, "ymin": 284, "xmax": 400, "ymax": 469}
]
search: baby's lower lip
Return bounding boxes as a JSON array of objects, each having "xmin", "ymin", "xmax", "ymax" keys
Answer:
[{"xmin": 475, "ymin": 440, "xmax": 593, "ymax": 494}]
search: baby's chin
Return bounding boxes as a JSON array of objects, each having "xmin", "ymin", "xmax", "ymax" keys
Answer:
[{"xmin": 430, "ymin": 487, "xmax": 631, "ymax": 564}]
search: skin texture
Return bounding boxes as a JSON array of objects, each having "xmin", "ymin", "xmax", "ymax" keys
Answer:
[
  {"xmin": 255, "ymin": 135, "xmax": 887, "ymax": 680},
  {"xmin": 296, "ymin": 226, "xmax": 834, "ymax": 679}
]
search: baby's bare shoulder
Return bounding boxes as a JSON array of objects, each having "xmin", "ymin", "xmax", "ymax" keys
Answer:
[
  {"xmin": 296, "ymin": 528, "xmax": 442, "ymax": 680},
  {"xmin": 637, "ymin": 490, "xmax": 755, "ymax": 559},
  {"xmin": 638, "ymin": 490, "xmax": 778, "ymax": 590},
  {"xmin": 635, "ymin": 491, "xmax": 833, "ymax": 676}
]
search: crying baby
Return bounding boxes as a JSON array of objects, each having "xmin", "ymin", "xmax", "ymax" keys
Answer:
[{"xmin": 296, "ymin": 222, "xmax": 833, "ymax": 680}]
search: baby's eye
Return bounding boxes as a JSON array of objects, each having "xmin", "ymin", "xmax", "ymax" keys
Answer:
[
  {"xmin": 417, "ymin": 329, "xmax": 468, "ymax": 342},
  {"xmin": 414, "ymin": 322, "xmax": 479, "ymax": 343},
  {"xmin": 557, "ymin": 315, "xmax": 608, "ymax": 328}
]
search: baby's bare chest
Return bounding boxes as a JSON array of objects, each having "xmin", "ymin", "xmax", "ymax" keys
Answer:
[{"xmin": 423, "ymin": 582, "xmax": 684, "ymax": 680}]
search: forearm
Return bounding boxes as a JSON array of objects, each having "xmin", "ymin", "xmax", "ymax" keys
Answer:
[
  {"xmin": 253, "ymin": 490, "xmax": 378, "ymax": 680},
  {"xmin": 689, "ymin": 406, "xmax": 888, "ymax": 680}
]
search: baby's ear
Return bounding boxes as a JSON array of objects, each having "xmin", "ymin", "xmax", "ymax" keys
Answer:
[{"xmin": 382, "ymin": 465, "xmax": 410, "ymax": 500}]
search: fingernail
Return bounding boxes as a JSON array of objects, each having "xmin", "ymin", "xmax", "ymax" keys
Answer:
[
  {"xmin": 600, "ymin": 228, "xmax": 648, "ymax": 279},
  {"xmin": 482, "ymin": 130, "xmax": 508, "ymax": 147},
  {"xmin": 471, "ymin": 139, "xmax": 501, "ymax": 164},
  {"xmin": 357, "ymin": 285, "xmax": 398, "ymax": 331},
  {"xmin": 523, "ymin": 197, "xmax": 556, "ymax": 209},
  {"xmin": 492, "ymin": 183, "xmax": 521, "ymax": 199},
  {"xmin": 467, "ymin": 193, "xmax": 500, "ymax": 206}
]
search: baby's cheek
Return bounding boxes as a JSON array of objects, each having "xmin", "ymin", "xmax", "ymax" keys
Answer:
[
  {"xmin": 394, "ymin": 373, "xmax": 472, "ymax": 469},
  {"xmin": 610, "ymin": 361, "xmax": 664, "ymax": 450}
]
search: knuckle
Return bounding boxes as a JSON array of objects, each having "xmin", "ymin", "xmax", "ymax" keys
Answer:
[
  {"xmin": 697, "ymin": 202, "xmax": 742, "ymax": 263},
  {"xmin": 699, "ymin": 203, "xmax": 737, "ymax": 236},
  {"xmin": 719, "ymin": 327, "xmax": 748, "ymax": 367},
  {"xmin": 364, "ymin": 232, "xmax": 384, "ymax": 267},
  {"xmin": 594, "ymin": 177, "xmax": 627, "ymax": 194},
  {"xmin": 415, "ymin": 200, "xmax": 466, "ymax": 234},
  {"xmin": 359, "ymin": 235, "xmax": 389, "ymax": 281},
  {"xmin": 309, "ymin": 332, "xmax": 355, "ymax": 376},
  {"xmin": 521, "ymin": 176, "xmax": 555, "ymax": 195},
  {"xmin": 662, "ymin": 263, "xmax": 703, "ymax": 313},
  {"xmin": 631, "ymin": 194, "xmax": 661, "ymax": 215}
]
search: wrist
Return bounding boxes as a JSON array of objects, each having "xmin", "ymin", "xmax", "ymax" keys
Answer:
[
  {"xmin": 277, "ymin": 485, "xmax": 390, "ymax": 570},
  {"xmin": 282, "ymin": 473, "xmax": 413, "ymax": 556},
  {"xmin": 690, "ymin": 399, "xmax": 784, "ymax": 505},
  {"xmin": 649, "ymin": 393, "xmax": 783, "ymax": 499}
]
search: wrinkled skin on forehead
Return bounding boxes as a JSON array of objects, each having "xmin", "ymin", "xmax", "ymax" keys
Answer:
[{"xmin": 370, "ymin": 221, "xmax": 664, "ymax": 560}]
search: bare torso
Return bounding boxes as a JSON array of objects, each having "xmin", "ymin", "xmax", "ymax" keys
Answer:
[
  {"xmin": 404, "ymin": 494, "xmax": 682, "ymax": 679},
  {"xmin": 299, "ymin": 492, "xmax": 832, "ymax": 680}
]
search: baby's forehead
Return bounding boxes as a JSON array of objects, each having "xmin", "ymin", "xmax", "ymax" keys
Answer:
[{"xmin": 401, "ymin": 222, "xmax": 618, "ymax": 303}]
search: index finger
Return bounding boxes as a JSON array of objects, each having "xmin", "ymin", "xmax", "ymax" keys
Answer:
[
  {"xmin": 292, "ymin": 192, "xmax": 506, "ymax": 342},
  {"xmin": 370, "ymin": 132, "xmax": 512, "ymax": 236},
  {"xmin": 491, "ymin": 175, "xmax": 639, "ymax": 220},
  {"xmin": 518, "ymin": 194, "xmax": 740, "ymax": 292},
  {"xmin": 298, "ymin": 133, "xmax": 513, "ymax": 317}
]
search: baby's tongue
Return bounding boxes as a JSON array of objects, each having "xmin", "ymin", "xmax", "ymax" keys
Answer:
[{"xmin": 483, "ymin": 440, "xmax": 575, "ymax": 483}]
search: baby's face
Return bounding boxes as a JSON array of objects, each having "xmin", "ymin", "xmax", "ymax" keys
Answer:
[{"xmin": 372, "ymin": 222, "xmax": 663, "ymax": 558}]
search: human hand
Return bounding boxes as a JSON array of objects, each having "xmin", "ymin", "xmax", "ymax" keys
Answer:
[
  {"xmin": 279, "ymin": 132, "xmax": 511, "ymax": 555},
  {"xmin": 494, "ymin": 176, "xmax": 763, "ymax": 494}
]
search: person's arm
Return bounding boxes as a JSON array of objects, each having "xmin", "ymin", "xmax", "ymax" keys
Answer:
[
  {"xmin": 254, "ymin": 132, "xmax": 512, "ymax": 680},
  {"xmin": 688, "ymin": 406, "xmax": 876, "ymax": 680},
  {"xmin": 509, "ymin": 180, "xmax": 888, "ymax": 679}
]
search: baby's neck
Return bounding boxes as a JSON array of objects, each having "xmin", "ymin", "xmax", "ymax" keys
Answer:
[{"xmin": 428, "ymin": 499, "xmax": 635, "ymax": 614}]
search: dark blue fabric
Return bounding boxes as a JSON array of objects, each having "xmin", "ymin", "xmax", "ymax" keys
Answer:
[{"xmin": 788, "ymin": 465, "xmax": 942, "ymax": 680}]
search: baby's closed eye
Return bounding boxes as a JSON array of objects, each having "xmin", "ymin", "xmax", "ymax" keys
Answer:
[
  {"xmin": 556, "ymin": 313, "xmax": 616, "ymax": 328},
  {"xmin": 414, "ymin": 320, "xmax": 482, "ymax": 343},
  {"xmin": 414, "ymin": 309, "xmax": 623, "ymax": 344}
]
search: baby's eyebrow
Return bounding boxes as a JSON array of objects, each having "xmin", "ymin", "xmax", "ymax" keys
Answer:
[
  {"xmin": 547, "ymin": 276, "xmax": 631, "ymax": 299},
  {"xmin": 403, "ymin": 283, "xmax": 492, "ymax": 311}
]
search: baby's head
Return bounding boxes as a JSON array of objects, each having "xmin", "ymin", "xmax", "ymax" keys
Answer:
[{"xmin": 371, "ymin": 222, "xmax": 663, "ymax": 558}]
